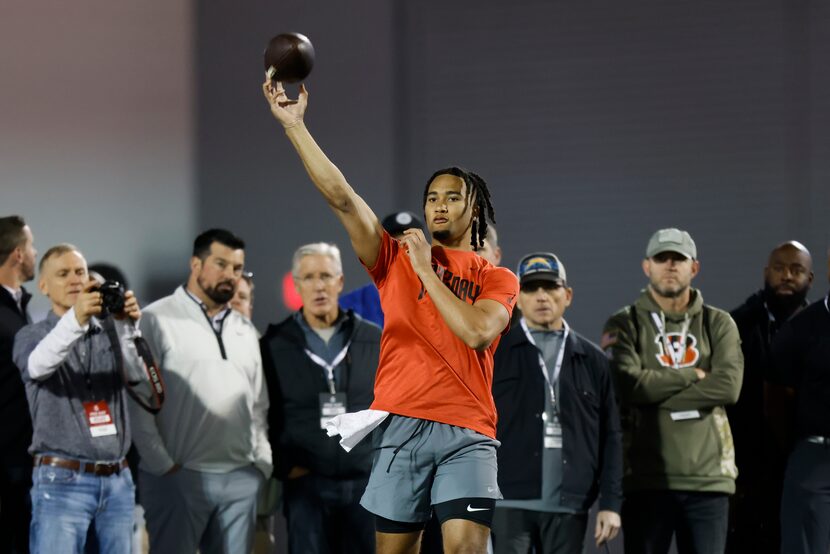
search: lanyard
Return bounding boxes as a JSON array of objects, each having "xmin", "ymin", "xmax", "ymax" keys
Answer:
[
  {"xmin": 650, "ymin": 312, "xmax": 691, "ymax": 369},
  {"xmin": 520, "ymin": 318, "xmax": 569, "ymax": 408},
  {"xmin": 304, "ymin": 342, "xmax": 351, "ymax": 394},
  {"xmin": 763, "ymin": 301, "xmax": 776, "ymax": 324}
]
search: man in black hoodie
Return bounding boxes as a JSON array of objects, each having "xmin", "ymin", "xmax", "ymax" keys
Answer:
[
  {"xmin": 261, "ymin": 242, "xmax": 381, "ymax": 554},
  {"xmin": 727, "ymin": 241, "xmax": 813, "ymax": 553}
]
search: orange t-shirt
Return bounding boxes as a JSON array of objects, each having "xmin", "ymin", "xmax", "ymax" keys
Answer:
[{"xmin": 364, "ymin": 231, "xmax": 519, "ymax": 438}]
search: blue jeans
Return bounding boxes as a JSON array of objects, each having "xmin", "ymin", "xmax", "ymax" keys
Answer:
[{"xmin": 29, "ymin": 463, "xmax": 135, "ymax": 554}]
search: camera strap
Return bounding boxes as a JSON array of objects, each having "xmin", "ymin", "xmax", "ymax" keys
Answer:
[{"xmin": 104, "ymin": 321, "xmax": 165, "ymax": 414}]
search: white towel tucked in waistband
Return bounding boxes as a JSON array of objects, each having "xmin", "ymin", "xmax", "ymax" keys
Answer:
[{"xmin": 324, "ymin": 409, "xmax": 390, "ymax": 452}]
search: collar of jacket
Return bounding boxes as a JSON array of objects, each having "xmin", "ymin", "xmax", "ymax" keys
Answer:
[
  {"xmin": 263, "ymin": 308, "xmax": 361, "ymax": 348},
  {"xmin": 635, "ymin": 287, "xmax": 704, "ymax": 319},
  {"xmin": 501, "ymin": 320, "xmax": 586, "ymax": 357},
  {"xmin": 0, "ymin": 285, "xmax": 31, "ymax": 314}
]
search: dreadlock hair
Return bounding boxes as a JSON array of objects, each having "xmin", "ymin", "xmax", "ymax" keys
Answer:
[{"xmin": 422, "ymin": 167, "xmax": 496, "ymax": 251}]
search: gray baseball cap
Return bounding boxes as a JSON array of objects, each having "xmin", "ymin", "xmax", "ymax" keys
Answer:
[{"xmin": 646, "ymin": 228, "xmax": 697, "ymax": 259}]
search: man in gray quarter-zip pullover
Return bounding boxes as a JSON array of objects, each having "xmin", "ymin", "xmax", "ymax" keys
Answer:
[{"xmin": 130, "ymin": 229, "xmax": 272, "ymax": 554}]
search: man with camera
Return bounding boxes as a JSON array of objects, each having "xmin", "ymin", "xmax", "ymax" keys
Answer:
[
  {"xmin": 12, "ymin": 243, "xmax": 145, "ymax": 553},
  {"xmin": 130, "ymin": 229, "xmax": 271, "ymax": 554}
]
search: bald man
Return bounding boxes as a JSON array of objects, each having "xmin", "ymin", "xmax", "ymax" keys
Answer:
[
  {"xmin": 727, "ymin": 241, "xmax": 813, "ymax": 553},
  {"xmin": 769, "ymin": 247, "xmax": 830, "ymax": 553}
]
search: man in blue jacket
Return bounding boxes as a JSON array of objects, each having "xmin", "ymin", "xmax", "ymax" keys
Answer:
[{"xmin": 491, "ymin": 252, "xmax": 623, "ymax": 553}]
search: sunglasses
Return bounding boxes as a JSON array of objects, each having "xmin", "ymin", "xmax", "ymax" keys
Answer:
[{"xmin": 520, "ymin": 281, "xmax": 564, "ymax": 293}]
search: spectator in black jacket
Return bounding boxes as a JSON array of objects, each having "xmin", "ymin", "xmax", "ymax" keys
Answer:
[
  {"xmin": 770, "ymin": 249, "xmax": 830, "ymax": 554},
  {"xmin": 0, "ymin": 215, "xmax": 37, "ymax": 554},
  {"xmin": 727, "ymin": 241, "xmax": 813, "ymax": 553},
  {"xmin": 260, "ymin": 242, "xmax": 381, "ymax": 554},
  {"xmin": 491, "ymin": 252, "xmax": 622, "ymax": 554}
]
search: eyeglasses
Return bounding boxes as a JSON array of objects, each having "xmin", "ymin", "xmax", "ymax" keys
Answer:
[{"xmin": 296, "ymin": 273, "xmax": 340, "ymax": 286}]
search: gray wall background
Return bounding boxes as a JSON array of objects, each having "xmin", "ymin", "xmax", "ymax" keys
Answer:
[
  {"xmin": 200, "ymin": 0, "xmax": 829, "ymax": 337},
  {"xmin": 1, "ymin": 0, "xmax": 196, "ymax": 318}
]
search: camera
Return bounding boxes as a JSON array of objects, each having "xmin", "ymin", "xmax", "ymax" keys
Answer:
[{"xmin": 95, "ymin": 280, "xmax": 126, "ymax": 317}]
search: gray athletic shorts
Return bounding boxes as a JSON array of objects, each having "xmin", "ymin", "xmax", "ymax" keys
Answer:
[{"xmin": 360, "ymin": 414, "xmax": 502, "ymax": 523}]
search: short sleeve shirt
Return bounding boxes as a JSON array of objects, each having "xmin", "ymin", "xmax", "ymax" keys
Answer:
[{"xmin": 364, "ymin": 231, "xmax": 518, "ymax": 438}]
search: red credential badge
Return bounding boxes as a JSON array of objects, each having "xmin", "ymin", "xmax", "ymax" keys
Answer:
[{"xmin": 82, "ymin": 401, "xmax": 117, "ymax": 437}]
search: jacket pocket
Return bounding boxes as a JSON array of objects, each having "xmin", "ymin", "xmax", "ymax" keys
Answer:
[{"xmin": 660, "ymin": 410, "xmax": 722, "ymax": 478}]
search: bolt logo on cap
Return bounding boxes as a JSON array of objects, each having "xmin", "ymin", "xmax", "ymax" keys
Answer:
[{"xmin": 516, "ymin": 252, "xmax": 567, "ymax": 285}]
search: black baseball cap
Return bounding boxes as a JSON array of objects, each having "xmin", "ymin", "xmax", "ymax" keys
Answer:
[{"xmin": 382, "ymin": 211, "xmax": 425, "ymax": 236}]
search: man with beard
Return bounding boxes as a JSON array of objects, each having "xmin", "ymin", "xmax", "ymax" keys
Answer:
[
  {"xmin": 726, "ymin": 241, "xmax": 813, "ymax": 553},
  {"xmin": 0, "ymin": 215, "xmax": 37, "ymax": 553},
  {"xmin": 769, "ymin": 248, "xmax": 830, "ymax": 553},
  {"xmin": 130, "ymin": 229, "xmax": 272, "ymax": 554},
  {"xmin": 602, "ymin": 228, "xmax": 743, "ymax": 554}
]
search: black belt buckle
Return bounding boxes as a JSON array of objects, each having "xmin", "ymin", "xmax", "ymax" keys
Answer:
[{"xmin": 94, "ymin": 461, "xmax": 119, "ymax": 475}]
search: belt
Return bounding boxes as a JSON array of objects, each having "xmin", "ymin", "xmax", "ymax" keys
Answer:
[
  {"xmin": 35, "ymin": 455, "xmax": 128, "ymax": 476},
  {"xmin": 805, "ymin": 436, "xmax": 830, "ymax": 446}
]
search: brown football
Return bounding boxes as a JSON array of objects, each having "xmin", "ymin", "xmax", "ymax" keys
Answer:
[{"xmin": 263, "ymin": 32, "xmax": 315, "ymax": 84}]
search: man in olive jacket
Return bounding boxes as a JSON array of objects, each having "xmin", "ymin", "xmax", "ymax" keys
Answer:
[{"xmin": 602, "ymin": 228, "xmax": 743, "ymax": 554}]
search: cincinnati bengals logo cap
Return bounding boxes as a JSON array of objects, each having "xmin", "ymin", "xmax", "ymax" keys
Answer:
[{"xmin": 516, "ymin": 252, "xmax": 567, "ymax": 287}]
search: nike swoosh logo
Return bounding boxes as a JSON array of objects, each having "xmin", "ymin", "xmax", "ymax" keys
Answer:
[{"xmin": 466, "ymin": 505, "xmax": 490, "ymax": 512}]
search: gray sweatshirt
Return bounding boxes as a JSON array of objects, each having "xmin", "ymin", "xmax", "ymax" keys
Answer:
[{"xmin": 13, "ymin": 309, "xmax": 142, "ymax": 462}]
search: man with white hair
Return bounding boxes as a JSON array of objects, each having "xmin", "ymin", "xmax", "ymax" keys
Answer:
[{"xmin": 260, "ymin": 242, "xmax": 381, "ymax": 554}]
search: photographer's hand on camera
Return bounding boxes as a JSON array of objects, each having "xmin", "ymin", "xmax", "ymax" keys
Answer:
[
  {"xmin": 74, "ymin": 279, "xmax": 103, "ymax": 327},
  {"xmin": 114, "ymin": 291, "xmax": 141, "ymax": 322}
]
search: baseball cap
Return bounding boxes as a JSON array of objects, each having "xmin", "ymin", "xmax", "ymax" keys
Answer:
[
  {"xmin": 382, "ymin": 211, "xmax": 425, "ymax": 237},
  {"xmin": 646, "ymin": 228, "xmax": 697, "ymax": 259},
  {"xmin": 516, "ymin": 252, "xmax": 567, "ymax": 286}
]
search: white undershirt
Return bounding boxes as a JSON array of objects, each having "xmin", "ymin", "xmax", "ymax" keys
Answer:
[{"xmin": 2, "ymin": 284, "xmax": 22, "ymax": 313}]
